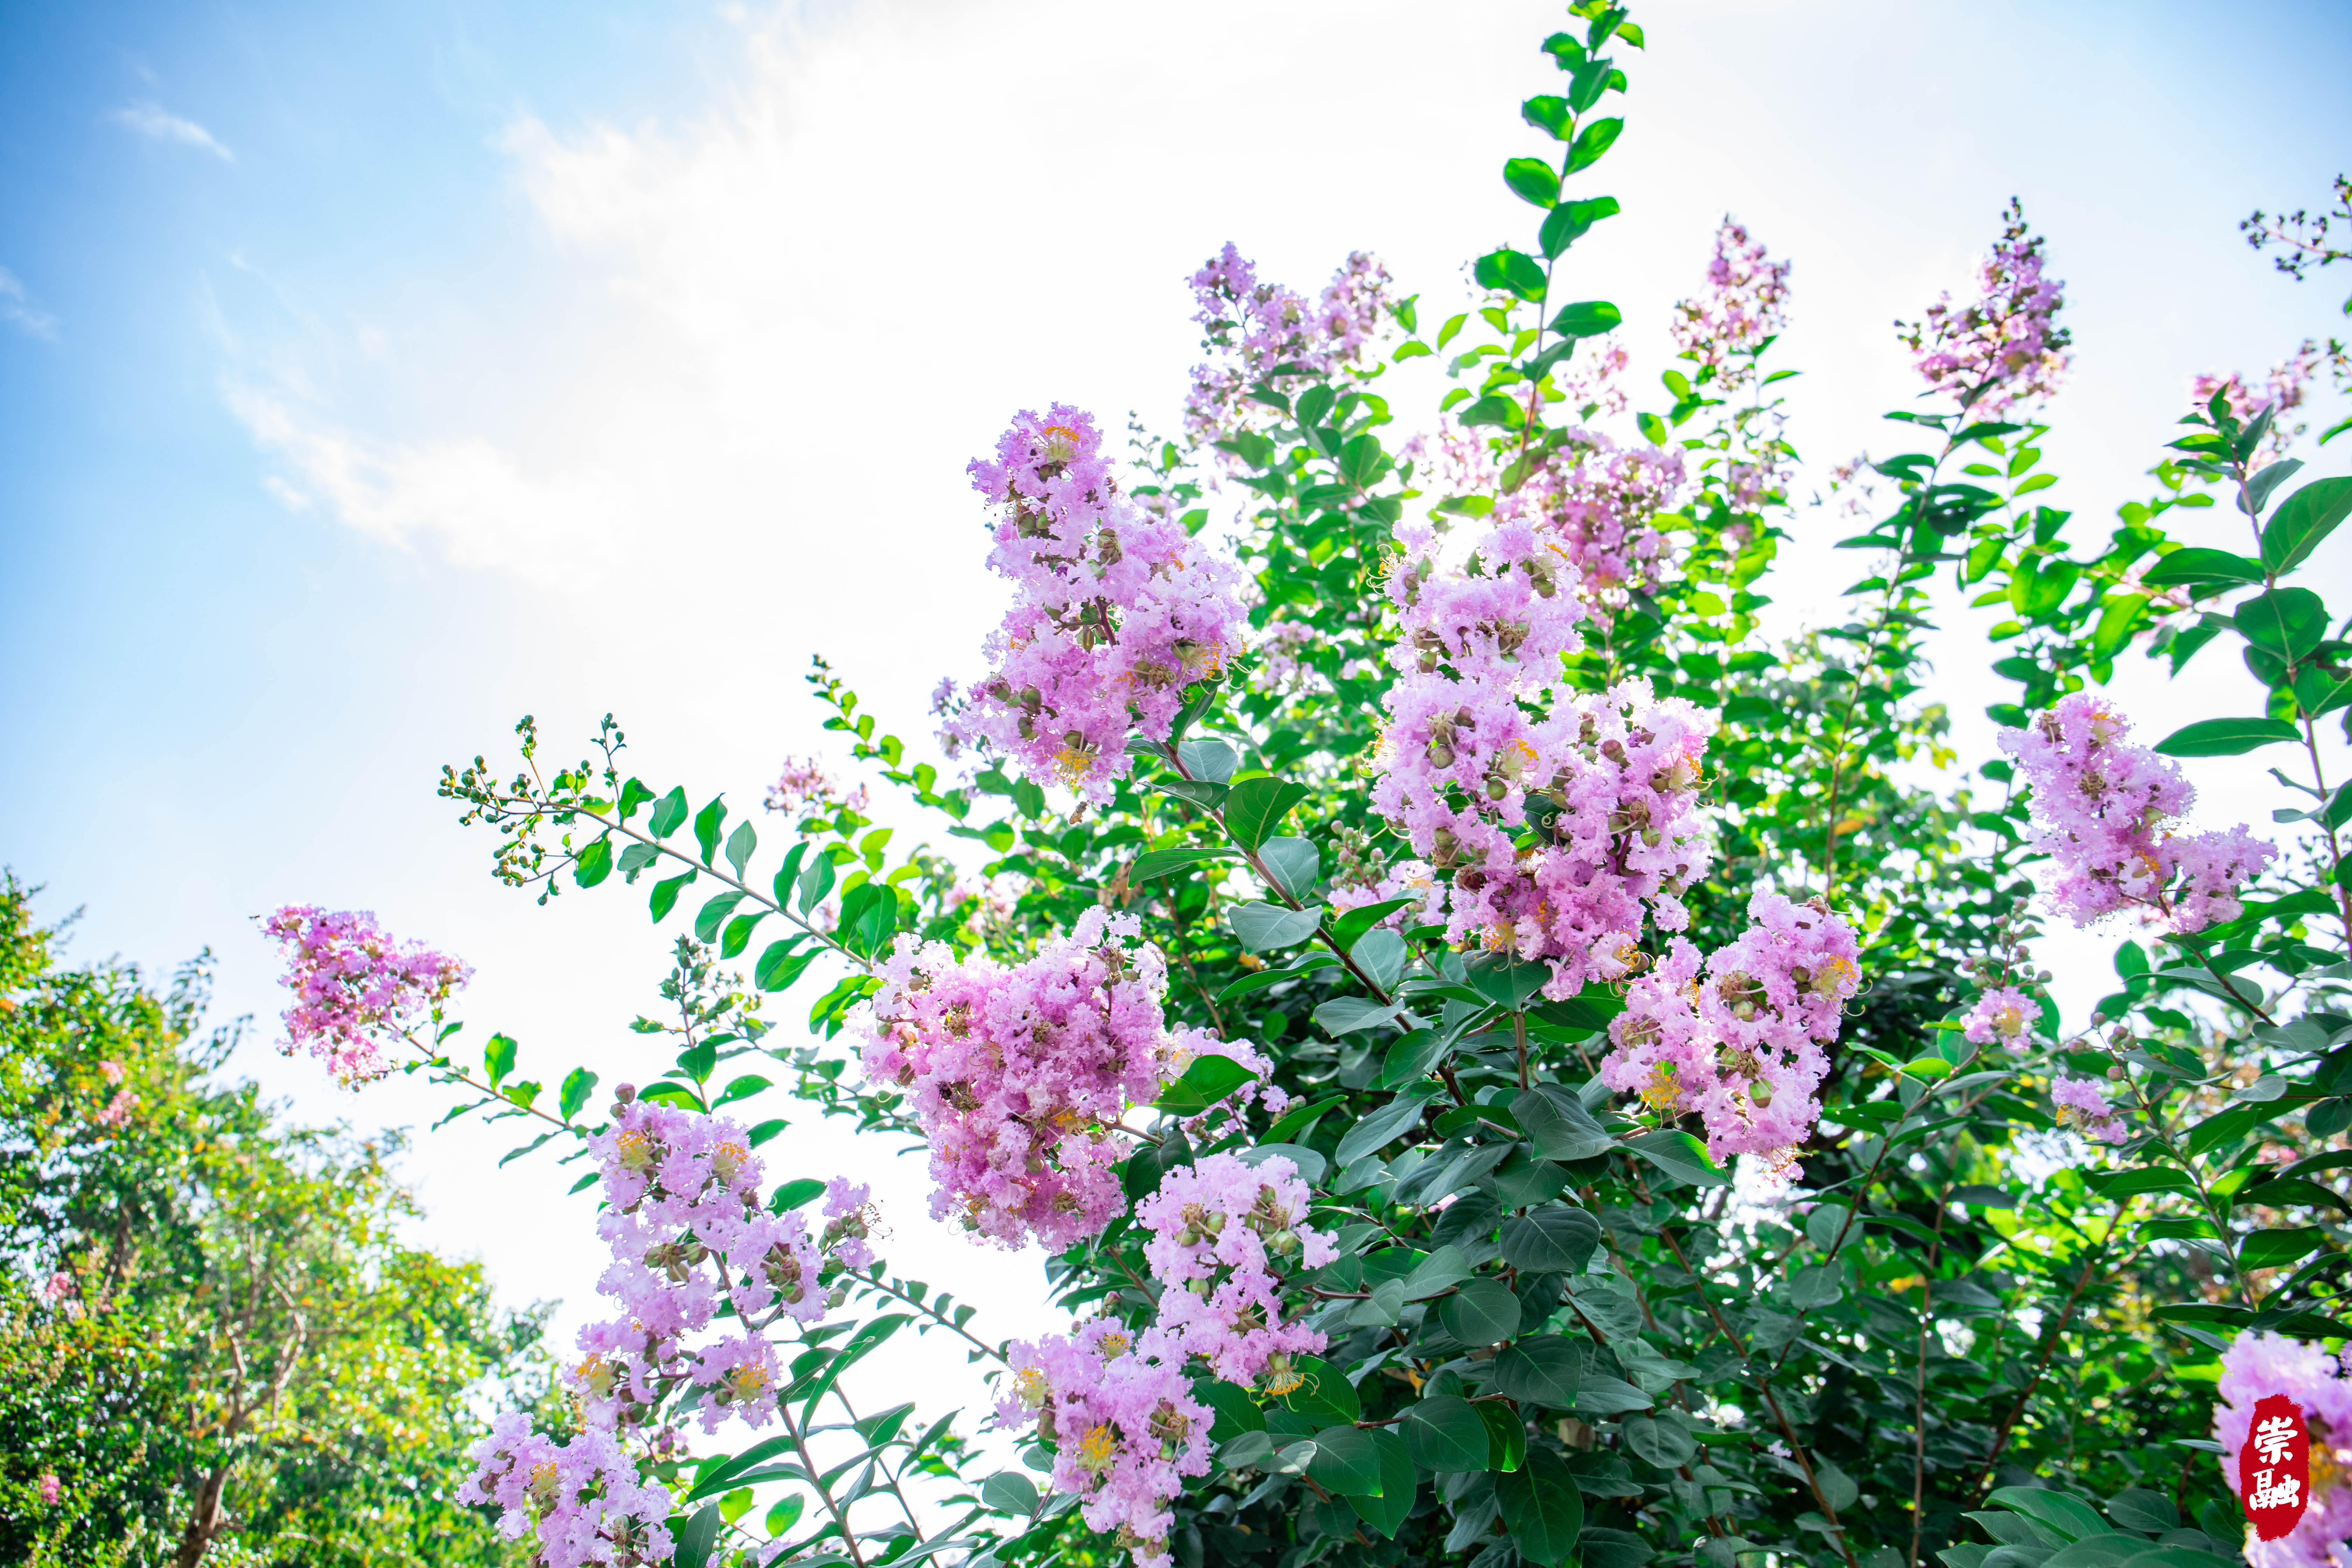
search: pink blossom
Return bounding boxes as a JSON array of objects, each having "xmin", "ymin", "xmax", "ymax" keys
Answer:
[
  {"xmin": 1493, "ymin": 429, "xmax": 1688, "ymax": 602},
  {"xmin": 1671, "ymin": 217, "xmax": 1792, "ymax": 391},
  {"xmin": 1899, "ymin": 200, "xmax": 2071, "ymax": 413},
  {"xmin": 764, "ymin": 755, "xmax": 869, "ymax": 819},
  {"xmin": 1134, "ymin": 1152, "xmax": 1335, "ymax": 1386},
  {"xmin": 98, "ymin": 1059, "xmax": 125, "ymax": 1084},
  {"xmin": 1961, "ymin": 987, "xmax": 2038, "ymax": 1048},
  {"xmin": 2051, "ymin": 1073, "xmax": 2130, "ymax": 1145},
  {"xmin": 999, "ymin": 1321, "xmax": 1213, "ymax": 1564},
  {"xmin": 937, "ymin": 407, "xmax": 1250, "ymax": 802},
  {"xmin": 36, "ymin": 1474, "xmax": 59, "ymax": 1506},
  {"xmin": 2191, "ymin": 339, "xmax": 2324, "ymax": 465},
  {"xmin": 2214, "ymin": 1333, "xmax": 2352, "ymax": 1568},
  {"xmin": 261, "ymin": 906, "xmax": 468, "ymax": 1088},
  {"xmin": 1600, "ymin": 892, "xmax": 1862, "ymax": 1170},
  {"xmin": 1999, "ymin": 694, "xmax": 2276, "ymax": 932},
  {"xmin": 41, "ymin": 1271, "xmax": 73, "ymax": 1303},
  {"xmin": 861, "ymin": 907, "xmax": 1224, "ymax": 1249},
  {"xmin": 94, "ymin": 1087, "xmax": 135, "ymax": 1127},
  {"xmin": 459, "ymin": 1410, "xmax": 675, "ymax": 1568},
  {"xmin": 1183, "ymin": 245, "xmax": 1392, "ymax": 453}
]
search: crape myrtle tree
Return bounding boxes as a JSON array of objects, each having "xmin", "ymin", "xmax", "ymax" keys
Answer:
[{"xmin": 270, "ymin": 8, "xmax": 2352, "ymax": 1568}]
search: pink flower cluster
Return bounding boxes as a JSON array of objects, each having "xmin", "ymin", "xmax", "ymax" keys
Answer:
[
  {"xmin": 1000, "ymin": 1320, "xmax": 1212, "ymax": 1566},
  {"xmin": 1600, "ymin": 891, "xmax": 1862, "ymax": 1169},
  {"xmin": 1136, "ymin": 1152, "xmax": 1337, "ymax": 1385},
  {"xmin": 1558, "ymin": 342, "xmax": 1632, "ymax": 420},
  {"xmin": 2050, "ymin": 1073, "xmax": 2130, "ymax": 1145},
  {"xmin": 1899, "ymin": 200, "xmax": 2071, "ymax": 414},
  {"xmin": 2216, "ymin": 1332, "xmax": 2352, "ymax": 1568},
  {"xmin": 2192, "ymin": 338, "xmax": 2324, "ymax": 465},
  {"xmin": 37, "ymin": 1474, "xmax": 59, "ymax": 1506},
  {"xmin": 936, "ymin": 407, "xmax": 1249, "ymax": 802},
  {"xmin": 1999, "ymin": 694, "xmax": 2275, "ymax": 933},
  {"xmin": 1372, "ymin": 534, "xmax": 1716, "ymax": 998},
  {"xmin": 1183, "ymin": 245, "xmax": 1392, "ymax": 450},
  {"xmin": 861, "ymin": 907, "xmax": 1231, "ymax": 1249},
  {"xmin": 764, "ymin": 754, "xmax": 868, "ymax": 819},
  {"xmin": 1961, "ymin": 986, "xmax": 2038, "ymax": 1048},
  {"xmin": 997, "ymin": 1153, "xmax": 1334, "ymax": 1565},
  {"xmin": 459, "ymin": 1410, "xmax": 675, "ymax": 1568},
  {"xmin": 261, "ymin": 906, "xmax": 469, "ymax": 1087},
  {"xmin": 568, "ymin": 1102, "xmax": 863, "ymax": 1437},
  {"xmin": 1670, "ymin": 217, "xmax": 1792, "ymax": 391},
  {"xmin": 1494, "ymin": 430, "xmax": 1689, "ymax": 601}
]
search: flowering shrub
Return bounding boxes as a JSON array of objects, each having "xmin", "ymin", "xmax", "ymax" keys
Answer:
[{"xmin": 277, "ymin": 9, "xmax": 2352, "ymax": 1568}]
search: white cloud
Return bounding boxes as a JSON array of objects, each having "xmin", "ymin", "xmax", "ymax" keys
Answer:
[
  {"xmin": 113, "ymin": 101, "xmax": 234, "ymax": 161},
  {"xmin": 0, "ymin": 266, "xmax": 57, "ymax": 339}
]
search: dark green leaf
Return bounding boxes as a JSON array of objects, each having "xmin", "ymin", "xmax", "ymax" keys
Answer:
[
  {"xmin": 2239, "ymin": 1226, "xmax": 2327, "ymax": 1271},
  {"xmin": 979, "ymin": 1471, "xmax": 1040, "ymax": 1516},
  {"xmin": 838, "ymin": 882, "xmax": 899, "ymax": 961},
  {"xmin": 1258, "ymin": 836, "xmax": 1321, "ymax": 899},
  {"xmin": 1346, "ymin": 1429, "xmax": 1417, "ymax": 1539},
  {"xmin": 1332, "ymin": 899, "xmax": 1416, "ymax": 952},
  {"xmin": 2105, "ymin": 1490, "xmax": 2180, "ymax": 1534},
  {"xmin": 1498, "ymin": 1449, "xmax": 1585, "ymax": 1565},
  {"xmin": 755, "ymin": 938, "xmax": 816, "ymax": 993},
  {"xmin": 650, "ymin": 869, "xmax": 696, "ymax": 922},
  {"xmin": 1439, "ymin": 1277, "xmax": 1523, "ymax": 1344},
  {"xmin": 1479, "ymin": 1398, "xmax": 1528, "ymax": 1471},
  {"xmin": 2236, "ymin": 587, "xmax": 2329, "ymax": 661},
  {"xmin": 693, "ymin": 890, "xmax": 747, "ymax": 943},
  {"xmin": 1493, "ymin": 1335, "xmax": 1585, "ymax": 1405},
  {"xmin": 1401, "ymin": 1394, "xmax": 1490, "ymax": 1472},
  {"xmin": 1501, "ymin": 1204, "xmax": 1603, "ymax": 1274},
  {"xmin": 1513, "ymin": 1084, "xmax": 1614, "ymax": 1161},
  {"xmin": 2152, "ymin": 717, "xmax": 2303, "ymax": 757},
  {"xmin": 1230, "ymin": 901, "xmax": 1322, "ymax": 952},
  {"xmin": 1226, "ymin": 777, "xmax": 1312, "ymax": 851},
  {"xmin": 672, "ymin": 1503, "xmax": 722, "ymax": 1568},
  {"xmin": 1620, "ymin": 1410, "xmax": 1697, "ymax": 1467},
  {"xmin": 1131, "ymin": 846, "xmax": 1240, "ymax": 882},
  {"xmin": 2262, "ymin": 476, "xmax": 2352, "ymax": 573},
  {"xmin": 1621, "ymin": 1128, "xmax": 1729, "ymax": 1187},
  {"xmin": 1333, "ymin": 1085, "xmax": 1441, "ymax": 1166},
  {"xmin": 1306, "ymin": 1426, "xmax": 1382, "ymax": 1496},
  {"xmin": 1278, "ymin": 1356, "xmax": 1361, "ymax": 1425}
]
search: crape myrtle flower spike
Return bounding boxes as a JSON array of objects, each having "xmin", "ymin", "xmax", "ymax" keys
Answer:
[{"xmin": 261, "ymin": 905, "xmax": 469, "ymax": 1088}]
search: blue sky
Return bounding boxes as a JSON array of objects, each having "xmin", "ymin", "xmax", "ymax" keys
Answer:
[{"xmin": 4, "ymin": 0, "xmax": 2350, "ymax": 1429}]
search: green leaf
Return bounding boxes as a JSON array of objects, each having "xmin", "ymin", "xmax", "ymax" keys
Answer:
[
  {"xmin": 693, "ymin": 890, "xmax": 747, "ymax": 943},
  {"xmin": 650, "ymin": 786, "xmax": 689, "ymax": 839},
  {"xmin": 772, "ymin": 842, "xmax": 809, "ymax": 905},
  {"xmin": 1500, "ymin": 1204, "xmax": 1603, "ymax": 1273},
  {"xmin": 1988, "ymin": 1486, "xmax": 2109, "ymax": 1544},
  {"xmin": 1493, "ymin": 1335, "xmax": 1585, "ymax": 1405},
  {"xmin": 1503, "ymin": 156, "xmax": 1561, "ymax": 207},
  {"xmin": 1438, "ymin": 1277, "xmax": 1523, "ymax": 1344},
  {"xmin": 1521, "ymin": 94, "xmax": 1573, "ymax": 139},
  {"xmin": 1333, "ymin": 1085, "xmax": 1441, "ymax": 1166},
  {"xmin": 769, "ymin": 1177, "xmax": 826, "ymax": 1212},
  {"xmin": 1229, "ymin": 901, "xmax": 1322, "ymax": 951},
  {"xmin": 1621, "ymin": 1128, "xmax": 1729, "ymax": 1186},
  {"xmin": 1474, "ymin": 248, "xmax": 1549, "ymax": 302},
  {"xmin": 1306, "ymin": 1426, "xmax": 1382, "ymax": 1497},
  {"xmin": 1622, "ymin": 1410, "xmax": 1698, "ymax": 1467},
  {"xmin": 837, "ymin": 882, "xmax": 898, "ymax": 961},
  {"xmin": 1226, "ymin": 776, "xmax": 1312, "ymax": 851},
  {"xmin": 1278, "ymin": 1356, "xmax": 1362, "ymax": 1426},
  {"xmin": 1548, "ymin": 300, "xmax": 1623, "ymax": 337},
  {"xmin": 2141, "ymin": 547, "xmax": 2266, "ymax": 587},
  {"xmin": 1512, "ymin": 1084, "xmax": 1613, "ymax": 1161},
  {"xmin": 755, "ymin": 938, "xmax": 816, "ymax": 994},
  {"xmin": 724, "ymin": 819, "xmax": 757, "ymax": 880},
  {"xmin": 1465, "ymin": 952, "xmax": 1551, "ymax": 1009},
  {"xmin": 1498, "ymin": 1449, "xmax": 1586, "ymax": 1566},
  {"xmin": 1539, "ymin": 194, "xmax": 1620, "ymax": 258},
  {"xmin": 1400, "ymin": 1394, "xmax": 1490, "ymax": 1472},
  {"xmin": 617, "ymin": 778, "xmax": 655, "ymax": 821},
  {"xmin": 796, "ymin": 847, "xmax": 836, "ymax": 914},
  {"xmin": 979, "ymin": 1471, "xmax": 1040, "ymax": 1516},
  {"xmin": 1131, "ymin": 846, "xmax": 1240, "ymax": 882},
  {"xmin": 574, "ymin": 836, "xmax": 614, "ymax": 888},
  {"xmin": 2088, "ymin": 1167, "xmax": 2199, "ymax": 1199},
  {"xmin": 2239, "ymin": 1225, "xmax": 2327, "ymax": 1271},
  {"xmin": 1461, "ymin": 393, "xmax": 1527, "ymax": 429},
  {"xmin": 672, "ymin": 1503, "xmax": 722, "ymax": 1568},
  {"xmin": 2236, "ymin": 587, "xmax": 2329, "ymax": 661},
  {"xmin": 713, "ymin": 1074, "xmax": 771, "ymax": 1109},
  {"xmin": 693, "ymin": 796, "xmax": 727, "ymax": 864},
  {"xmin": 2106, "ymin": 1489, "xmax": 2180, "ymax": 1534},
  {"xmin": 2151, "ymin": 717, "xmax": 2303, "ymax": 757},
  {"xmin": 2262, "ymin": 475, "xmax": 2352, "ymax": 573},
  {"xmin": 1346, "ymin": 1428, "xmax": 1417, "ymax": 1539},
  {"xmin": 1153, "ymin": 1054, "xmax": 1258, "ymax": 1116},
  {"xmin": 1262, "ymin": 1092, "xmax": 1348, "ymax": 1146},
  {"xmin": 482, "ymin": 1032, "xmax": 518, "ymax": 1090},
  {"xmin": 559, "ymin": 1067, "xmax": 598, "ymax": 1120},
  {"xmin": 1331, "ymin": 899, "xmax": 1416, "ymax": 952},
  {"xmin": 1258, "ymin": 836, "xmax": 1321, "ymax": 899},
  {"xmin": 650, "ymin": 868, "xmax": 696, "ymax": 922},
  {"xmin": 719, "ymin": 910, "xmax": 766, "ymax": 960},
  {"xmin": 1564, "ymin": 115, "xmax": 1622, "ymax": 173}
]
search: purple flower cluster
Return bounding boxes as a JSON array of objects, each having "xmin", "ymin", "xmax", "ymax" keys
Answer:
[
  {"xmin": 1899, "ymin": 201, "xmax": 2071, "ymax": 413},
  {"xmin": 1000, "ymin": 1320, "xmax": 1213, "ymax": 1566},
  {"xmin": 261, "ymin": 905, "xmax": 469, "ymax": 1087},
  {"xmin": 1600, "ymin": 891, "xmax": 1862, "ymax": 1171},
  {"xmin": 566, "ymin": 1103, "xmax": 871, "ymax": 1439},
  {"xmin": 1493, "ymin": 430, "xmax": 1689, "ymax": 602},
  {"xmin": 997, "ymin": 1152, "xmax": 1334, "ymax": 1565},
  {"xmin": 1136, "ymin": 1152, "xmax": 1337, "ymax": 1386},
  {"xmin": 1670, "ymin": 217, "xmax": 1792, "ymax": 390},
  {"xmin": 1999, "ymin": 694, "xmax": 2275, "ymax": 933},
  {"xmin": 459, "ymin": 1413, "xmax": 675, "ymax": 1568},
  {"xmin": 2216, "ymin": 1332, "xmax": 2352, "ymax": 1568},
  {"xmin": 1960, "ymin": 986, "xmax": 2038, "ymax": 1048},
  {"xmin": 937, "ymin": 408, "xmax": 1248, "ymax": 802},
  {"xmin": 861, "ymin": 908, "xmax": 1228, "ymax": 1249},
  {"xmin": 764, "ymin": 754, "xmax": 868, "ymax": 819},
  {"xmin": 2192, "ymin": 339, "xmax": 2324, "ymax": 465},
  {"xmin": 2049, "ymin": 1073, "xmax": 2130, "ymax": 1145},
  {"xmin": 1372, "ymin": 533, "xmax": 1717, "ymax": 997},
  {"xmin": 1183, "ymin": 245, "xmax": 1392, "ymax": 451}
]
